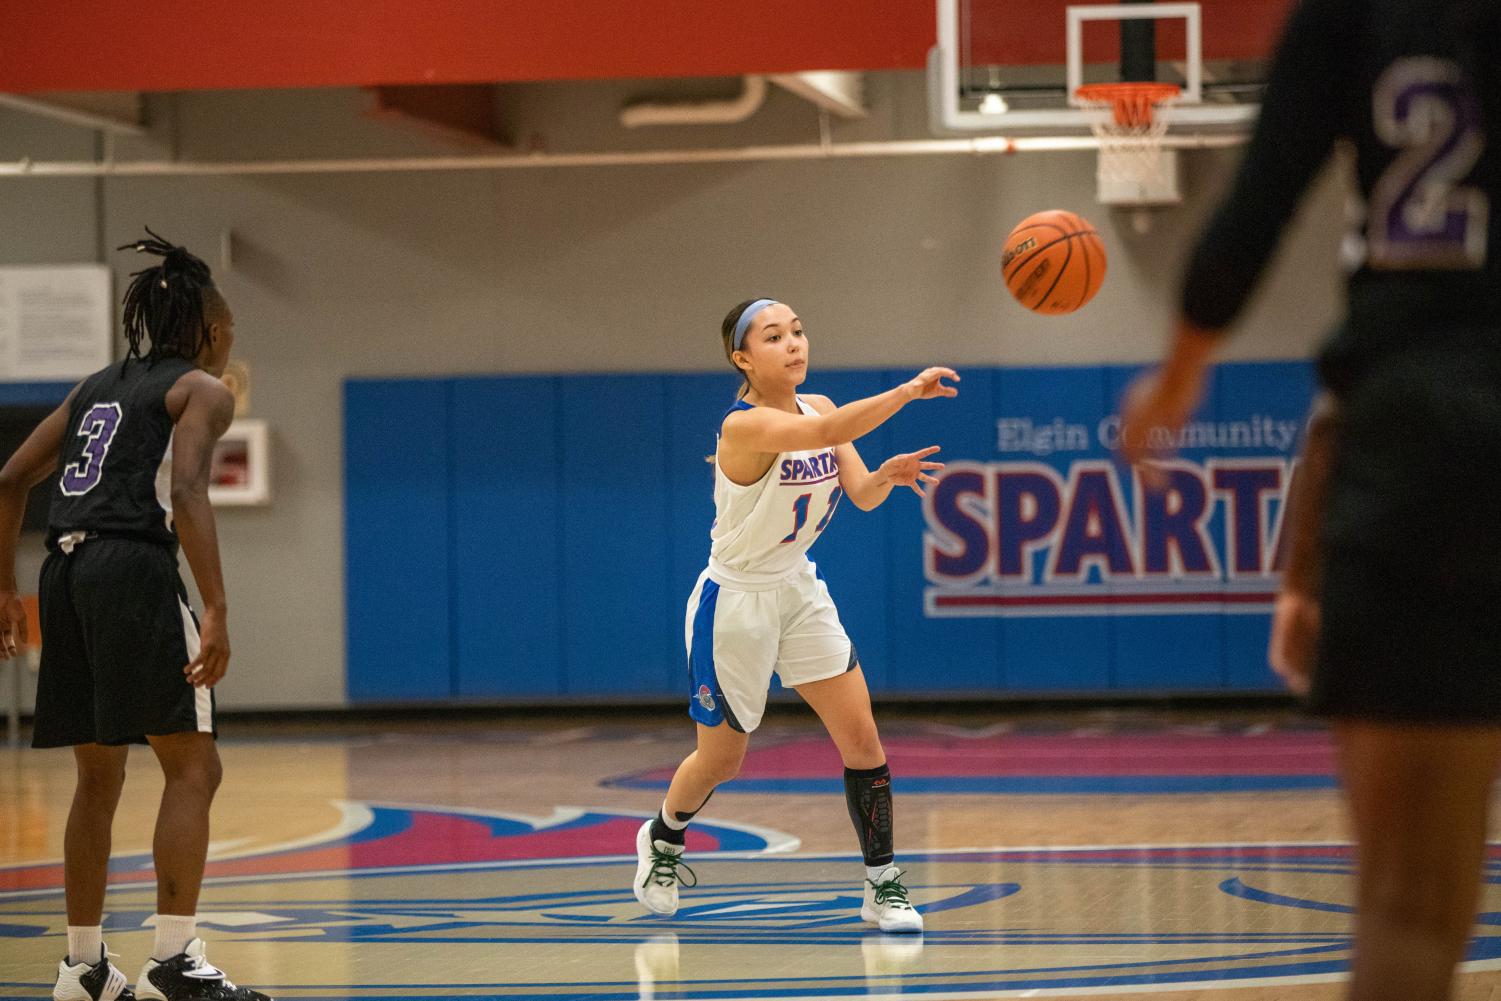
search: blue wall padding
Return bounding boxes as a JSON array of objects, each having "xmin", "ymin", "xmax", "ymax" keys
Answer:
[
  {"xmin": 448, "ymin": 376, "xmax": 565, "ymax": 697},
  {"xmin": 0, "ymin": 382, "xmax": 75, "ymax": 406},
  {"xmin": 557, "ymin": 376, "xmax": 676, "ymax": 695},
  {"xmin": 345, "ymin": 361, "xmax": 1314, "ymax": 702},
  {"xmin": 343, "ymin": 379, "xmax": 453, "ymax": 700}
]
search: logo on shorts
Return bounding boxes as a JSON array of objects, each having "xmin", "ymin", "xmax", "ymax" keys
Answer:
[{"xmin": 696, "ymin": 685, "xmax": 716, "ymax": 711}]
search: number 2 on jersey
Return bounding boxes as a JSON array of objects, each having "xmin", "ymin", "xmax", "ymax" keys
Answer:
[
  {"xmin": 780, "ymin": 487, "xmax": 843, "ymax": 544},
  {"xmin": 59, "ymin": 402, "xmax": 123, "ymax": 496},
  {"xmin": 1370, "ymin": 57, "xmax": 1489, "ymax": 269}
]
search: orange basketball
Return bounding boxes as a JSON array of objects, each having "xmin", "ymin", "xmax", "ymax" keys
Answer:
[{"xmin": 1001, "ymin": 209, "xmax": 1107, "ymax": 314}]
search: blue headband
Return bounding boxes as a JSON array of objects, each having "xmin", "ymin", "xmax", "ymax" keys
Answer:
[{"xmin": 732, "ymin": 299, "xmax": 780, "ymax": 351}]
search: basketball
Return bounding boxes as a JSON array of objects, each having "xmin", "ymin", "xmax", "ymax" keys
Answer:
[{"xmin": 1001, "ymin": 209, "xmax": 1107, "ymax": 314}]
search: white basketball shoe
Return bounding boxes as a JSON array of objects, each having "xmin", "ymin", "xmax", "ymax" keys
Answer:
[
  {"xmin": 861, "ymin": 865, "xmax": 924, "ymax": 933},
  {"xmin": 633, "ymin": 820, "xmax": 697, "ymax": 916}
]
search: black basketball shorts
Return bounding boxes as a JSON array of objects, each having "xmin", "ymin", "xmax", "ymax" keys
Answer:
[
  {"xmin": 31, "ymin": 537, "xmax": 216, "ymax": 748},
  {"xmin": 1308, "ymin": 351, "xmax": 1501, "ymax": 725}
]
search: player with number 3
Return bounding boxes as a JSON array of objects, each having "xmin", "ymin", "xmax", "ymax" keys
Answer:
[
  {"xmin": 0, "ymin": 231, "xmax": 268, "ymax": 1001},
  {"xmin": 631, "ymin": 298, "xmax": 955, "ymax": 933}
]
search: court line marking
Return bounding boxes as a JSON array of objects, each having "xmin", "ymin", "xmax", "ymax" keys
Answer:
[
  {"xmin": 5, "ymin": 837, "xmax": 1494, "ymax": 904},
  {"xmin": 616, "ymin": 962, "xmax": 1500, "ymax": 1001},
  {"xmin": 9, "ymin": 827, "xmax": 1498, "ymax": 901},
  {"xmin": 202, "ymin": 801, "xmax": 377, "ymax": 860},
  {"xmin": 0, "ymin": 801, "xmax": 801, "ymax": 901},
  {"xmin": 360, "ymin": 799, "xmax": 802, "ymax": 853}
]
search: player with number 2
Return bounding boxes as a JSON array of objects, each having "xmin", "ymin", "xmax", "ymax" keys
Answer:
[{"xmin": 1120, "ymin": 2, "xmax": 1499, "ymax": 998}]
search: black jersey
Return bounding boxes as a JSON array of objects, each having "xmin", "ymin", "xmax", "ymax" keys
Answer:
[
  {"xmin": 1181, "ymin": 0, "xmax": 1501, "ymax": 380},
  {"xmin": 47, "ymin": 357, "xmax": 196, "ymax": 549}
]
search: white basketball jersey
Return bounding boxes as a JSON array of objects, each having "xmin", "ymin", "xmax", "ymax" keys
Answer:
[{"xmin": 707, "ymin": 397, "xmax": 843, "ymax": 589}]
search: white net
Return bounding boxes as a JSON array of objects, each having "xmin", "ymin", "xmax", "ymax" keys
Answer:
[{"xmin": 1076, "ymin": 85, "xmax": 1181, "ymax": 206}]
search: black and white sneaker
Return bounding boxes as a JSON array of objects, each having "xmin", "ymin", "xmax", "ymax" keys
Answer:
[
  {"xmin": 134, "ymin": 939, "xmax": 271, "ymax": 1001},
  {"xmin": 53, "ymin": 946, "xmax": 134, "ymax": 1001}
]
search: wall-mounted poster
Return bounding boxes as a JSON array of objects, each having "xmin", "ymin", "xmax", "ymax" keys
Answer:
[{"xmin": 0, "ymin": 265, "xmax": 112, "ymax": 381}]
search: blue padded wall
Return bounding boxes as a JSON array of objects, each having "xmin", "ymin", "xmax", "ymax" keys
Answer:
[
  {"xmin": 558, "ymin": 376, "xmax": 675, "ymax": 695},
  {"xmin": 344, "ymin": 379, "xmax": 453, "ymax": 701},
  {"xmin": 345, "ymin": 361, "xmax": 1314, "ymax": 702},
  {"xmin": 449, "ymin": 377, "xmax": 564, "ymax": 697}
]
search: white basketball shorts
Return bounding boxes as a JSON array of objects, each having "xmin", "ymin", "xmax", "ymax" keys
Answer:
[{"xmin": 683, "ymin": 560, "xmax": 857, "ymax": 733}]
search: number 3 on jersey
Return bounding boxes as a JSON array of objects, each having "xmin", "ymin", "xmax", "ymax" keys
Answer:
[
  {"xmin": 59, "ymin": 402, "xmax": 123, "ymax": 496},
  {"xmin": 781, "ymin": 487, "xmax": 843, "ymax": 544}
]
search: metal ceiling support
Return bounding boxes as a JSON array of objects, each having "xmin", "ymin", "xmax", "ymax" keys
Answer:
[
  {"xmin": 0, "ymin": 92, "xmax": 146, "ymax": 135},
  {"xmin": 0, "ymin": 132, "xmax": 1246, "ymax": 179},
  {"xmin": 619, "ymin": 76, "xmax": 767, "ymax": 128},
  {"xmin": 768, "ymin": 72, "xmax": 866, "ymax": 119}
]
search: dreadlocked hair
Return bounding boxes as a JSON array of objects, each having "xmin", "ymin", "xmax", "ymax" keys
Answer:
[{"xmin": 117, "ymin": 227, "xmax": 217, "ymax": 370}]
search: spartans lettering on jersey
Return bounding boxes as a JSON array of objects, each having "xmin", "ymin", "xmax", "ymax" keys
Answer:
[
  {"xmin": 922, "ymin": 459, "xmax": 1294, "ymax": 615},
  {"xmin": 780, "ymin": 451, "xmax": 839, "ymax": 484}
]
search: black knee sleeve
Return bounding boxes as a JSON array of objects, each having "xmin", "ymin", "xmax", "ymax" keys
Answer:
[{"xmin": 843, "ymin": 763, "xmax": 894, "ymax": 868}]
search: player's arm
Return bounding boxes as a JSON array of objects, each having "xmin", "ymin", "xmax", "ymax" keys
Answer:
[
  {"xmin": 169, "ymin": 372, "xmax": 236, "ymax": 688},
  {"xmin": 1280, "ymin": 392, "xmax": 1340, "ymax": 598},
  {"xmin": 801, "ymin": 396, "xmax": 946, "ymax": 511},
  {"xmin": 0, "ymin": 388, "xmax": 79, "ymax": 658},
  {"xmin": 721, "ymin": 368, "xmax": 958, "ymax": 455},
  {"xmin": 1180, "ymin": 0, "xmax": 1350, "ymax": 335},
  {"xmin": 1121, "ymin": 0, "xmax": 1349, "ymax": 472},
  {"xmin": 1268, "ymin": 392, "xmax": 1342, "ymax": 694}
]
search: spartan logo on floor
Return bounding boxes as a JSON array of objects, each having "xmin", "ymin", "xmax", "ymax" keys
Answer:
[{"xmin": 2, "ymin": 803, "xmax": 1499, "ymax": 997}]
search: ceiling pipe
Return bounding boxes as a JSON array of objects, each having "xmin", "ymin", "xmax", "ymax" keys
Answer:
[
  {"xmin": 0, "ymin": 133, "xmax": 1246, "ymax": 179},
  {"xmin": 619, "ymin": 75, "xmax": 767, "ymax": 128}
]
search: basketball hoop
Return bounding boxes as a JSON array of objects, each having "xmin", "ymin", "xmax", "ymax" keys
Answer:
[{"xmin": 1074, "ymin": 82, "xmax": 1182, "ymax": 206}]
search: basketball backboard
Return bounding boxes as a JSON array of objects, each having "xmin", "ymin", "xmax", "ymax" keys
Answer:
[{"xmin": 928, "ymin": 0, "xmax": 1283, "ymax": 135}]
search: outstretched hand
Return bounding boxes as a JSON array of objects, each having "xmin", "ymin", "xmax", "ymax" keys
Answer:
[
  {"xmin": 1118, "ymin": 322, "xmax": 1217, "ymax": 490},
  {"xmin": 903, "ymin": 368, "xmax": 960, "ymax": 401},
  {"xmin": 1118, "ymin": 366, "xmax": 1207, "ymax": 490},
  {"xmin": 879, "ymin": 446, "xmax": 945, "ymax": 497}
]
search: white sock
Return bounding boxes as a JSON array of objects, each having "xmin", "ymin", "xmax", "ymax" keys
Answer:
[
  {"xmin": 866, "ymin": 863, "xmax": 896, "ymax": 884},
  {"xmin": 658, "ymin": 800, "xmax": 690, "ymax": 831},
  {"xmin": 67, "ymin": 925, "xmax": 102, "ymax": 966},
  {"xmin": 151, "ymin": 914, "xmax": 196, "ymax": 961}
]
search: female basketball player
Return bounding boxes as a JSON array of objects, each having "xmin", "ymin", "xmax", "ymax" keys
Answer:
[
  {"xmin": 0, "ymin": 232, "xmax": 268, "ymax": 1001},
  {"xmin": 632, "ymin": 298, "xmax": 956, "ymax": 933},
  {"xmin": 1121, "ymin": 2, "xmax": 1500, "ymax": 998}
]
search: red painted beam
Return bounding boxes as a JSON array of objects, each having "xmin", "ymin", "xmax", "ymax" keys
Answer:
[
  {"xmin": 968, "ymin": 0, "xmax": 1295, "ymax": 66},
  {"xmin": 0, "ymin": 1, "xmax": 1290, "ymax": 95}
]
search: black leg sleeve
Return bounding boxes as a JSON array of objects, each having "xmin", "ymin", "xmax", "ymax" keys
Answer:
[{"xmin": 843, "ymin": 763, "xmax": 894, "ymax": 868}]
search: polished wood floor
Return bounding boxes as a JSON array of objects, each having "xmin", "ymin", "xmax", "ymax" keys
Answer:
[{"xmin": 1, "ymin": 709, "xmax": 1498, "ymax": 1000}]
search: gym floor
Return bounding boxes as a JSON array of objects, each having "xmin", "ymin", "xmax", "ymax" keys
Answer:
[{"xmin": 3, "ymin": 708, "xmax": 1498, "ymax": 1000}]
